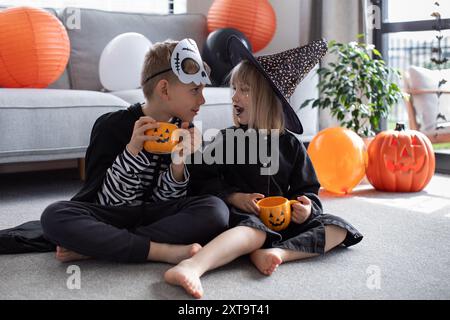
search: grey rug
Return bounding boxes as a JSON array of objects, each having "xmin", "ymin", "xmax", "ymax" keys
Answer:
[{"xmin": 1, "ymin": 170, "xmax": 449, "ymax": 300}]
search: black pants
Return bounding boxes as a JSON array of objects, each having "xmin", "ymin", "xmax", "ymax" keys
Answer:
[{"xmin": 40, "ymin": 195, "xmax": 229, "ymax": 263}]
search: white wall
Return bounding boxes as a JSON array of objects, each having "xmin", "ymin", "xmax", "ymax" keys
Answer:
[
  {"xmin": 0, "ymin": 0, "xmax": 172, "ymax": 13},
  {"xmin": 186, "ymin": 0, "xmax": 301, "ymax": 55}
]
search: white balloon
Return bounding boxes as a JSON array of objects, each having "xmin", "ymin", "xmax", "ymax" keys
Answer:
[{"xmin": 99, "ymin": 32, "xmax": 152, "ymax": 91}]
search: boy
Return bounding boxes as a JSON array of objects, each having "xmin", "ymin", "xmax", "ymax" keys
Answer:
[{"xmin": 40, "ymin": 39, "xmax": 229, "ymax": 263}]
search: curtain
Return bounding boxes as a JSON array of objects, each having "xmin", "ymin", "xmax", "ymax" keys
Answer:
[{"xmin": 300, "ymin": 0, "xmax": 371, "ymax": 129}]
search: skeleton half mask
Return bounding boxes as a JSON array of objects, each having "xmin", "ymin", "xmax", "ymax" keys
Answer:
[{"xmin": 170, "ymin": 38, "xmax": 211, "ymax": 86}]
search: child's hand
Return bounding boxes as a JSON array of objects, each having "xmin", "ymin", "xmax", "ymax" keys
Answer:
[
  {"xmin": 227, "ymin": 192, "xmax": 265, "ymax": 215},
  {"xmin": 179, "ymin": 122, "xmax": 202, "ymax": 159},
  {"xmin": 291, "ymin": 195, "xmax": 312, "ymax": 224},
  {"xmin": 170, "ymin": 123, "xmax": 202, "ymax": 182},
  {"xmin": 127, "ymin": 116, "xmax": 160, "ymax": 156},
  {"xmin": 171, "ymin": 122, "xmax": 202, "ymax": 164}
]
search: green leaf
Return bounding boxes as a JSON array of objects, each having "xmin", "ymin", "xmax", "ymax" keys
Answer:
[
  {"xmin": 309, "ymin": 37, "xmax": 402, "ymax": 134},
  {"xmin": 312, "ymin": 99, "xmax": 321, "ymax": 108},
  {"xmin": 299, "ymin": 99, "xmax": 314, "ymax": 109},
  {"xmin": 373, "ymin": 48, "xmax": 382, "ymax": 57}
]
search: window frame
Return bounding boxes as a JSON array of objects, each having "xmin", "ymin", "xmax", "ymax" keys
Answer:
[
  {"xmin": 372, "ymin": 0, "xmax": 450, "ymax": 174},
  {"xmin": 373, "ymin": 0, "xmax": 450, "ymax": 59}
]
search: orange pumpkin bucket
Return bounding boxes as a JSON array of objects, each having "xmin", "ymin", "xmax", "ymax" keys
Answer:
[{"xmin": 256, "ymin": 196, "xmax": 297, "ymax": 231}]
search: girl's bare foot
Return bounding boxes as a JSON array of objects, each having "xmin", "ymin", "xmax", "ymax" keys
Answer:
[
  {"xmin": 168, "ymin": 243, "xmax": 202, "ymax": 264},
  {"xmin": 56, "ymin": 246, "xmax": 90, "ymax": 263},
  {"xmin": 164, "ymin": 262, "xmax": 203, "ymax": 299},
  {"xmin": 150, "ymin": 243, "xmax": 202, "ymax": 264},
  {"xmin": 250, "ymin": 248, "xmax": 283, "ymax": 276}
]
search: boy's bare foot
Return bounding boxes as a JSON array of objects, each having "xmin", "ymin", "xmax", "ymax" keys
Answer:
[
  {"xmin": 150, "ymin": 243, "xmax": 202, "ymax": 264},
  {"xmin": 250, "ymin": 248, "xmax": 283, "ymax": 276},
  {"xmin": 164, "ymin": 263, "xmax": 203, "ymax": 299},
  {"xmin": 56, "ymin": 246, "xmax": 90, "ymax": 263}
]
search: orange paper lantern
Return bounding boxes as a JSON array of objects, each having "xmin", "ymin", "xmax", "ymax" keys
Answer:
[
  {"xmin": 207, "ymin": 0, "xmax": 276, "ymax": 52},
  {"xmin": 0, "ymin": 7, "xmax": 70, "ymax": 88},
  {"xmin": 307, "ymin": 127, "xmax": 368, "ymax": 195}
]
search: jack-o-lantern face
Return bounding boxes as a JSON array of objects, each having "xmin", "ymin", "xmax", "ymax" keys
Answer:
[
  {"xmin": 154, "ymin": 127, "xmax": 171, "ymax": 144},
  {"xmin": 366, "ymin": 123, "xmax": 435, "ymax": 192},
  {"xmin": 268, "ymin": 210, "xmax": 286, "ymax": 228},
  {"xmin": 144, "ymin": 122, "xmax": 179, "ymax": 154},
  {"xmin": 257, "ymin": 196, "xmax": 296, "ymax": 231},
  {"xmin": 383, "ymin": 135, "xmax": 426, "ymax": 173}
]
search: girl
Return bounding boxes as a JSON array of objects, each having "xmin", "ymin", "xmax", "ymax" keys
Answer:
[{"xmin": 165, "ymin": 37, "xmax": 363, "ymax": 299}]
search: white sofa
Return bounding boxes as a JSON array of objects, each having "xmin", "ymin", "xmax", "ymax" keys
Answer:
[{"xmin": 0, "ymin": 7, "xmax": 318, "ymax": 170}]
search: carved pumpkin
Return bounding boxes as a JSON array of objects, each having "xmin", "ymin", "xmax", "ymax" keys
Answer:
[
  {"xmin": 366, "ymin": 123, "xmax": 435, "ymax": 192},
  {"xmin": 144, "ymin": 122, "xmax": 179, "ymax": 154},
  {"xmin": 257, "ymin": 196, "xmax": 297, "ymax": 231}
]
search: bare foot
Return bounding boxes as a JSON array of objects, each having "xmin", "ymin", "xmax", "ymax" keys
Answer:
[
  {"xmin": 56, "ymin": 246, "xmax": 90, "ymax": 263},
  {"xmin": 164, "ymin": 263, "xmax": 203, "ymax": 299},
  {"xmin": 150, "ymin": 243, "xmax": 202, "ymax": 264},
  {"xmin": 250, "ymin": 248, "xmax": 283, "ymax": 276}
]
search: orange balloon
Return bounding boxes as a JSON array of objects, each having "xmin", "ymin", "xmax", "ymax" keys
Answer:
[
  {"xmin": 207, "ymin": 0, "xmax": 276, "ymax": 52},
  {"xmin": 307, "ymin": 127, "xmax": 368, "ymax": 194},
  {"xmin": 0, "ymin": 7, "xmax": 70, "ymax": 88}
]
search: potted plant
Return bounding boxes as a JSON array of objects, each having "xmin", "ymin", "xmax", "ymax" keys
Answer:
[{"xmin": 300, "ymin": 36, "xmax": 404, "ymax": 138}]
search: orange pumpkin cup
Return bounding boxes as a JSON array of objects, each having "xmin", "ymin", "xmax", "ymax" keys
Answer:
[
  {"xmin": 257, "ymin": 196, "xmax": 298, "ymax": 231},
  {"xmin": 144, "ymin": 122, "xmax": 180, "ymax": 154}
]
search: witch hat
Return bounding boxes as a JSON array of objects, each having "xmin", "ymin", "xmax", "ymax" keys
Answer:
[{"xmin": 227, "ymin": 36, "xmax": 328, "ymax": 134}]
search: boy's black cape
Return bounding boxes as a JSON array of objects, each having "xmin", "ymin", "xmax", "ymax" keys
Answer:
[{"xmin": 0, "ymin": 104, "xmax": 144, "ymax": 254}]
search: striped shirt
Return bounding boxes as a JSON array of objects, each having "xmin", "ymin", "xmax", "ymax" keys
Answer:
[{"xmin": 95, "ymin": 118, "xmax": 189, "ymax": 206}]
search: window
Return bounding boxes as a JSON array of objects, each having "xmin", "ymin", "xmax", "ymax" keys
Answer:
[
  {"xmin": 386, "ymin": 0, "xmax": 450, "ymax": 22},
  {"xmin": 373, "ymin": 0, "xmax": 450, "ymax": 173},
  {"xmin": 0, "ymin": 0, "xmax": 187, "ymax": 14}
]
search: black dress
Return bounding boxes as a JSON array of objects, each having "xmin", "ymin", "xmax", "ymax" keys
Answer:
[{"xmin": 188, "ymin": 126, "xmax": 363, "ymax": 254}]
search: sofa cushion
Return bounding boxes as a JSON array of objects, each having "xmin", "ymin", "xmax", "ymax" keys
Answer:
[
  {"xmin": 110, "ymin": 87, "xmax": 234, "ymax": 133},
  {"xmin": 108, "ymin": 89, "xmax": 145, "ymax": 105},
  {"xmin": 0, "ymin": 89, "xmax": 129, "ymax": 163},
  {"xmin": 407, "ymin": 66, "xmax": 450, "ymax": 133},
  {"xmin": 194, "ymin": 87, "xmax": 235, "ymax": 133},
  {"xmin": 60, "ymin": 8, "xmax": 208, "ymax": 91},
  {"xmin": 47, "ymin": 69, "xmax": 71, "ymax": 90}
]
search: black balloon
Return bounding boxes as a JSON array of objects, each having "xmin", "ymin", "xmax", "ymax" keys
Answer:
[{"xmin": 202, "ymin": 28, "xmax": 252, "ymax": 87}]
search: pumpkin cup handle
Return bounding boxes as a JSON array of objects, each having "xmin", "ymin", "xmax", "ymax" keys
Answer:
[{"xmin": 289, "ymin": 200, "xmax": 299, "ymax": 207}]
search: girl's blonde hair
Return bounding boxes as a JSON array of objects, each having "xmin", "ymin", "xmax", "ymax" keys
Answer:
[{"xmin": 230, "ymin": 60, "xmax": 285, "ymax": 132}]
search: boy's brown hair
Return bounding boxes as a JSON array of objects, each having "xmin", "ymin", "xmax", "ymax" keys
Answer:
[
  {"xmin": 140, "ymin": 40, "xmax": 211, "ymax": 101},
  {"xmin": 141, "ymin": 40, "xmax": 178, "ymax": 101}
]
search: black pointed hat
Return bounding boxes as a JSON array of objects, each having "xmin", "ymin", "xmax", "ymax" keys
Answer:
[{"xmin": 227, "ymin": 36, "xmax": 328, "ymax": 134}]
